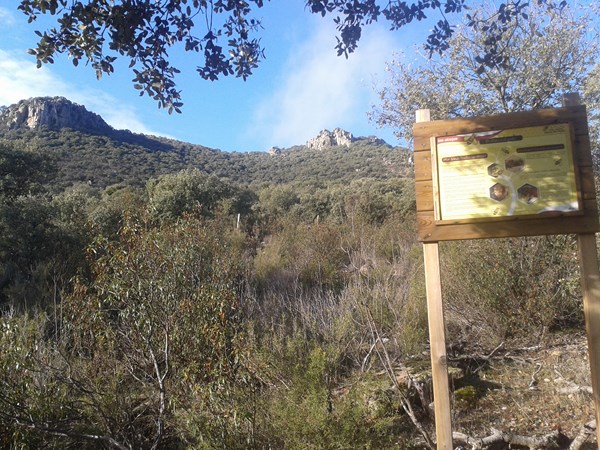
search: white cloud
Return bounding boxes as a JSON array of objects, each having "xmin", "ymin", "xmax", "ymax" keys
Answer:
[
  {"xmin": 248, "ymin": 19, "xmax": 396, "ymax": 148},
  {"xmin": 0, "ymin": 50, "xmax": 68, "ymax": 102},
  {"xmin": 78, "ymin": 92, "xmax": 168, "ymax": 137},
  {"xmin": 0, "ymin": 7, "xmax": 16, "ymax": 27},
  {"xmin": 0, "ymin": 49, "xmax": 168, "ymax": 136}
]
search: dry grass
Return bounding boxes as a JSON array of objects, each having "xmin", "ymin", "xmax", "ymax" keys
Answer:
[{"xmin": 451, "ymin": 332, "xmax": 596, "ymax": 445}]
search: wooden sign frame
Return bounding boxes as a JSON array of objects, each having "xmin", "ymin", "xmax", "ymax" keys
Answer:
[
  {"xmin": 414, "ymin": 105, "xmax": 599, "ymax": 242},
  {"xmin": 416, "ymin": 100, "xmax": 600, "ymax": 449}
]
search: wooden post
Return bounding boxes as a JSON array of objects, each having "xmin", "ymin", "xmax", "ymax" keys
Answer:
[
  {"xmin": 417, "ymin": 108, "xmax": 454, "ymax": 450},
  {"xmin": 562, "ymin": 93, "xmax": 600, "ymax": 443},
  {"xmin": 578, "ymin": 235, "xmax": 600, "ymax": 442},
  {"xmin": 562, "ymin": 92, "xmax": 581, "ymax": 107}
]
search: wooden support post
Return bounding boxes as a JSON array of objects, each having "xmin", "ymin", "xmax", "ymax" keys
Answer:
[
  {"xmin": 423, "ymin": 242, "xmax": 453, "ymax": 450},
  {"xmin": 564, "ymin": 93, "xmax": 600, "ymax": 444},
  {"xmin": 417, "ymin": 108, "xmax": 453, "ymax": 450},
  {"xmin": 577, "ymin": 233, "xmax": 600, "ymax": 445}
]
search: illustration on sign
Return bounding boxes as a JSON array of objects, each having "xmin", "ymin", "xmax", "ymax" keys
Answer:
[{"xmin": 434, "ymin": 124, "xmax": 580, "ymax": 221}]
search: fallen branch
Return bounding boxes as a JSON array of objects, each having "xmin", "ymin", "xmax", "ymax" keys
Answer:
[
  {"xmin": 569, "ymin": 420, "xmax": 596, "ymax": 450},
  {"xmin": 528, "ymin": 362, "xmax": 542, "ymax": 390},
  {"xmin": 558, "ymin": 385, "xmax": 593, "ymax": 395},
  {"xmin": 554, "ymin": 369, "xmax": 593, "ymax": 395},
  {"xmin": 453, "ymin": 427, "xmax": 561, "ymax": 450},
  {"xmin": 448, "ymin": 342, "xmax": 507, "ymax": 373}
]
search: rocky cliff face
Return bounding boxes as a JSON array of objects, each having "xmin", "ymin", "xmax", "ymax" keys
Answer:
[
  {"xmin": 0, "ymin": 97, "xmax": 112, "ymax": 133},
  {"xmin": 306, "ymin": 128, "xmax": 354, "ymax": 150}
]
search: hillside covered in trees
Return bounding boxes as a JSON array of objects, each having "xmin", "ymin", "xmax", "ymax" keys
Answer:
[{"xmin": 0, "ymin": 97, "xmax": 412, "ymax": 190}]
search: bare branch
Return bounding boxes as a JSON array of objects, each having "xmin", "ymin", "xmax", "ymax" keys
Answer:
[
  {"xmin": 569, "ymin": 420, "xmax": 597, "ymax": 450},
  {"xmin": 453, "ymin": 427, "xmax": 561, "ymax": 450},
  {"xmin": 363, "ymin": 303, "xmax": 435, "ymax": 450},
  {"xmin": 12, "ymin": 417, "xmax": 129, "ymax": 450}
]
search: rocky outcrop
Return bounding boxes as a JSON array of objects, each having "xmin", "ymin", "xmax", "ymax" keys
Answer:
[
  {"xmin": 0, "ymin": 97, "xmax": 112, "ymax": 133},
  {"xmin": 363, "ymin": 136, "xmax": 386, "ymax": 146},
  {"xmin": 306, "ymin": 128, "xmax": 354, "ymax": 150}
]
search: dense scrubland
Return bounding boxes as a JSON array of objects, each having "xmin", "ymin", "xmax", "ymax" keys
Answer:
[{"xmin": 0, "ymin": 134, "xmax": 594, "ymax": 448}]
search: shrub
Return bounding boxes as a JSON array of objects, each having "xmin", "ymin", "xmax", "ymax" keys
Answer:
[
  {"xmin": 254, "ymin": 221, "xmax": 349, "ymax": 292},
  {"xmin": 441, "ymin": 235, "xmax": 582, "ymax": 345},
  {"xmin": 1, "ymin": 216, "xmax": 254, "ymax": 448}
]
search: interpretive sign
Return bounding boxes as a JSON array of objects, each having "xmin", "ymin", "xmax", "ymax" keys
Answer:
[
  {"xmin": 415, "ymin": 99, "xmax": 600, "ymax": 450},
  {"xmin": 413, "ymin": 105, "xmax": 599, "ymax": 242},
  {"xmin": 433, "ymin": 124, "xmax": 580, "ymax": 222}
]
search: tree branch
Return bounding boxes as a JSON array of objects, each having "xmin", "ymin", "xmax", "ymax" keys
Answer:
[
  {"xmin": 453, "ymin": 427, "xmax": 561, "ymax": 450},
  {"xmin": 12, "ymin": 417, "xmax": 129, "ymax": 450},
  {"xmin": 569, "ymin": 420, "xmax": 596, "ymax": 450},
  {"xmin": 363, "ymin": 303, "xmax": 435, "ymax": 450}
]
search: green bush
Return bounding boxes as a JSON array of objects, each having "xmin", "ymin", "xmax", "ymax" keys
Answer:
[
  {"xmin": 146, "ymin": 168, "xmax": 242, "ymax": 223},
  {"xmin": 441, "ymin": 235, "xmax": 582, "ymax": 344},
  {"xmin": 0, "ymin": 217, "xmax": 255, "ymax": 448}
]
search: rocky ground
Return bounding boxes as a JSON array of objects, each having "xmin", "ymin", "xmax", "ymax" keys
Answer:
[
  {"xmin": 447, "ymin": 332, "xmax": 596, "ymax": 448},
  {"xmin": 331, "ymin": 331, "xmax": 597, "ymax": 449}
]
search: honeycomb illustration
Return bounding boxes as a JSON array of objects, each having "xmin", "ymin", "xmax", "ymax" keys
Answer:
[
  {"xmin": 505, "ymin": 155, "xmax": 525, "ymax": 173},
  {"xmin": 517, "ymin": 184, "xmax": 539, "ymax": 204},
  {"xmin": 487, "ymin": 163, "xmax": 503, "ymax": 178},
  {"xmin": 490, "ymin": 183, "xmax": 508, "ymax": 201}
]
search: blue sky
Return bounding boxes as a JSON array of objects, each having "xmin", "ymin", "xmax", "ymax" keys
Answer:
[{"xmin": 0, "ymin": 1, "xmax": 427, "ymax": 151}]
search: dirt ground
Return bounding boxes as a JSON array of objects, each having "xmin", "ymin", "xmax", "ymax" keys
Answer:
[{"xmin": 449, "ymin": 332, "xmax": 596, "ymax": 447}]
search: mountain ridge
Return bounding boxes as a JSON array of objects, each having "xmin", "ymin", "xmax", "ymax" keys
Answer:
[
  {"xmin": 0, "ymin": 96, "xmax": 392, "ymax": 152},
  {"xmin": 0, "ymin": 97, "xmax": 413, "ymax": 189}
]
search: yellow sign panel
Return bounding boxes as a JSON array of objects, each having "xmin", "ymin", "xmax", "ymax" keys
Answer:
[{"xmin": 434, "ymin": 124, "xmax": 580, "ymax": 221}]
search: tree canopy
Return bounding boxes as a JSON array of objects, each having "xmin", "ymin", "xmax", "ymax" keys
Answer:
[
  {"xmin": 17, "ymin": 0, "xmax": 568, "ymax": 112},
  {"xmin": 370, "ymin": 1, "xmax": 599, "ymax": 143},
  {"xmin": 0, "ymin": 142, "xmax": 50, "ymax": 201}
]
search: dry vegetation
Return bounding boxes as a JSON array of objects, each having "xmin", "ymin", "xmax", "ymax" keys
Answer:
[
  {"xmin": 1, "ymin": 133, "xmax": 599, "ymax": 448},
  {"xmin": 3, "ymin": 0, "xmax": 600, "ymax": 445}
]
